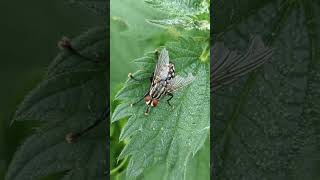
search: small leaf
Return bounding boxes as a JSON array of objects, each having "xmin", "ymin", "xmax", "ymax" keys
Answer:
[
  {"xmin": 145, "ymin": 0, "xmax": 209, "ymax": 30},
  {"xmin": 145, "ymin": 0, "xmax": 208, "ymax": 17}
]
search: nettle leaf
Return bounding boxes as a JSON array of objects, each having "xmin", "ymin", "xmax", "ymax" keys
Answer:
[
  {"xmin": 117, "ymin": 136, "xmax": 209, "ymax": 180},
  {"xmin": 112, "ymin": 37, "xmax": 210, "ymax": 179},
  {"xmin": 213, "ymin": 0, "xmax": 320, "ymax": 179},
  {"xmin": 145, "ymin": 0, "xmax": 209, "ymax": 30},
  {"xmin": 6, "ymin": 27, "xmax": 108, "ymax": 180}
]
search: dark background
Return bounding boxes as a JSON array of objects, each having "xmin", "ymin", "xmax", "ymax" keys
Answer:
[
  {"xmin": 212, "ymin": 0, "xmax": 320, "ymax": 179},
  {"xmin": 0, "ymin": 1, "xmax": 102, "ymax": 179}
]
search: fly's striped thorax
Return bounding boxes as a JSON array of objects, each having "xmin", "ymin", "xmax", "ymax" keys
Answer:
[
  {"xmin": 149, "ymin": 81, "xmax": 167, "ymax": 99},
  {"xmin": 167, "ymin": 63, "xmax": 175, "ymax": 80}
]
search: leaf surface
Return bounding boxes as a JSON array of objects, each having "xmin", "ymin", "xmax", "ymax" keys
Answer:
[{"xmin": 145, "ymin": 0, "xmax": 209, "ymax": 30}]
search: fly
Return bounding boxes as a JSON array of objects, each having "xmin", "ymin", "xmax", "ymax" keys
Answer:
[{"xmin": 129, "ymin": 48, "xmax": 195, "ymax": 115}]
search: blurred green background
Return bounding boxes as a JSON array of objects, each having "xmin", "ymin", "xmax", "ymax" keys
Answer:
[
  {"xmin": 110, "ymin": 0, "xmax": 179, "ymax": 178},
  {"xmin": 0, "ymin": 1, "xmax": 103, "ymax": 179}
]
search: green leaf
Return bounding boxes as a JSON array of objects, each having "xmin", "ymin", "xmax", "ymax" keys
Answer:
[
  {"xmin": 6, "ymin": 27, "xmax": 108, "ymax": 180},
  {"xmin": 112, "ymin": 37, "xmax": 210, "ymax": 179},
  {"xmin": 112, "ymin": 137, "xmax": 209, "ymax": 180},
  {"xmin": 213, "ymin": 0, "xmax": 320, "ymax": 179},
  {"xmin": 145, "ymin": 0, "xmax": 209, "ymax": 30}
]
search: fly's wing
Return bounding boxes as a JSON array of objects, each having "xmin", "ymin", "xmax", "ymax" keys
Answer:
[
  {"xmin": 167, "ymin": 73, "xmax": 195, "ymax": 93},
  {"xmin": 211, "ymin": 35, "xmax": 273, "ymax": 92},
  {"xmin": 153, "ymin": 48, "xmax": 170, "ymax": 80}
]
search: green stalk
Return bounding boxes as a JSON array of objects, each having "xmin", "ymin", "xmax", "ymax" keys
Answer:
[
  {"xmin": 200, "ymin": 43, "xmax": 210, "ymax": 62},
  {"xmin": 110, "ymin": 157, "xmax": 128, "ymax": 176}
]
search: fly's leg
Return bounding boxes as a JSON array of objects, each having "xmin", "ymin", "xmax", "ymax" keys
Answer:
[
  {"xmin": 166, "ymin": 93, "xmax": 174, "ymax": 109},
  {"xmin": 145, "ymin": 106, "xmax": 151, "ymax": 116},
  {"xmin": 58, "ymin": 36, "xmax": 104, "ymax": 64},
  {"xmin": 128, "ymin": 73, "xmax": 154, "ymax": 83},
  {"xmin": 131, "ymin": 91, "xmax": 149, "ymax": 107},
  {"xmin": 128, "ymin": 48, "xmax": 160, "ymax": 82},
  {"xmin": 155, "ymin": 49, "xmax": 160, "ymax": 62},
  {"xmin": 65, "ymin": 107, "xmax": 108, "ymax": 143}
]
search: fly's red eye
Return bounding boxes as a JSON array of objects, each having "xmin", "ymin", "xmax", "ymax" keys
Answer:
[
  {"xmin": 151, "ymin": 99, "xmax": 158, "ymax": 107},
  {"xmin": 145, "ymin": 95, "xmax": 151, "ymax": 102}
]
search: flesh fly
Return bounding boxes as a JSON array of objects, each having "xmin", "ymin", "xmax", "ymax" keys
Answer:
[{"xmin": 130, "ymin": 48, "xmax": 195, "ymax": 115}]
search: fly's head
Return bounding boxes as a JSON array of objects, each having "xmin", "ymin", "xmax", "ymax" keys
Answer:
[
  {"xmin": 151, "ymin": 99, "xmax": 158, "ymax": 107},
  {"xmin": 145, "ymin": 95, "xmax": 151, "ymax": 105},
  {"xmin": 144, "ymin": 95, "xmax": 159, "ymax": 116}
]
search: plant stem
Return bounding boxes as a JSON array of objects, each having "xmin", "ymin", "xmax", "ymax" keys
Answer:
[
  {"xmin": 200, "ymin": 43, "xmax": 210, "ymax": 62},
  {"xmin": 110, "ymin": 157, "xmax": 128, "ymax": 176}
]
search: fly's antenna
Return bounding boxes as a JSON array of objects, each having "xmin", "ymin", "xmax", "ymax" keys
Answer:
[
  {"xmin": 131, "ymin": 97, "xmax": 144, "ymax": 107},
  {"xmin": 131, "ymin": 92, "xmax": 150, "ymax": 107},
  {"xmin": 58, "ymin": 36, "xmax": 105, "ymax": 64},
  {"xmin": 128, "ymin": 72, "xmax": 153, "ymax": 83}
]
